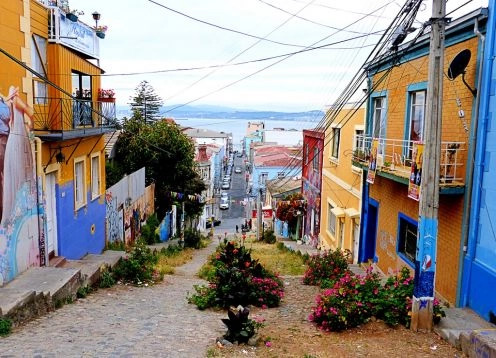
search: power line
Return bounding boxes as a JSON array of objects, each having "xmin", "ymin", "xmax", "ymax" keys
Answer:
[{"xmin": 147, "ymin": 0, "xmax": 324, "ymax": 49}]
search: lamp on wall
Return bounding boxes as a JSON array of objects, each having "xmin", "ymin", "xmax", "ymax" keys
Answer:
[{"xmin": 55, "ymin": 148, "xmax": 65, "ymax": 163}]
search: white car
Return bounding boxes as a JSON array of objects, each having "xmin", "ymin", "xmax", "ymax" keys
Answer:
[
  {"xmin": 219, "ymin": 198, "xmax": 229, "ymax": 210},
  {"xmin": 221, "ymin": 181, "xmax": 230, "ymax": 189},
  {"xmin": 235, "ymin": 166, "xmax": 242, "ymax": 173},
  {"xmin": 221, "ymin": 192, "xmax": 229, "ymax": 199}
]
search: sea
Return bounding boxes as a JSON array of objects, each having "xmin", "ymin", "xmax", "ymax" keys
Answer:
[{"xmin": 173, "ymin": 117, "xmax": 322, "ymax": 150}]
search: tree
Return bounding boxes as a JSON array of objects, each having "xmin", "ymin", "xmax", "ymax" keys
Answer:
[
  {"xmin": 111, "ymin": 117, "xmax": 206, "ymax": 218},
  {"xmin": 129, "ymin": 80, "xmax": 163, "ymax": 123}
]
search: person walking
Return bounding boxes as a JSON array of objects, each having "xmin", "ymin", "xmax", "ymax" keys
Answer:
[{"xmin": 235, "ymin": 225, "xmax": 239, "ymax": 233}]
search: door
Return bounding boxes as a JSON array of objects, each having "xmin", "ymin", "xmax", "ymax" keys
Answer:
[
  {"xmin": 45, "ymin": 172, "xmax": 58, "ymax": 256},
  {"xmin": 360, "ymin": 199, "xmax": 378, "ymax": 263},
  {"xmin": 353, "ymin": 221, "xmax": 360, "ymax": 264}
]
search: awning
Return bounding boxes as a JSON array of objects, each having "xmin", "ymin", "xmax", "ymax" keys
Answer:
[
  {"xmin": 344, "ymin": 208, "xmax": 360, "ymax": 218},
  {"xmin": 330, "ymin": 207, "xmax": 345, "ymax": 218}
]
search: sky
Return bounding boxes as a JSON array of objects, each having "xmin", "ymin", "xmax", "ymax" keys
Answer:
[{"xmin": 69, "ymin": 0, "xmax": 488, "ymax": 112}]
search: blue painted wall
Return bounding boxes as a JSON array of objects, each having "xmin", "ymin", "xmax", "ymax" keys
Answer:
[
  {"xmin": 57, "ymin": 182, "xmax": 106, "ymax": 260},
  {"xmin": 461, "ymin": 1, "xmax": 496, "ymax": 320}
]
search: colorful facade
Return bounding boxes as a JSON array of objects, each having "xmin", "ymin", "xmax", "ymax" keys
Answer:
[
  {"xmin": 301, "ymin": 129, "xmax": 324, "ymax": 247},
  {"xmin": 355, "ymin": 10, "xmax": 486, "ymax": 305},
  {"xmin": 462, "ymin": 1, "xmax": 496, "ymax": 321},
  {"xmin": 320, "ymin": 107, "xmax": 364, "ymax": 263},
  {"xmin": 0, "ymin": 0, "xmax": 115, "ymax": 284}
]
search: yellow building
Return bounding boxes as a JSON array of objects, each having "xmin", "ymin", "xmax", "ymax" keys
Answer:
[
  {"xmin": 0, "ymin": 0, "xmax": 115, "ymax": 284},
  {"xmin": 320, "ymin": 107, "xmax": 364, "ymax": 263},
  {"xmin": 354, "ymin": 9, "xmax": 486, "ymax": 305}
]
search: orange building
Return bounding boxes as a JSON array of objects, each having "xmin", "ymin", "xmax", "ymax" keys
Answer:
[
  {"xmin": 355, "ymin": 9, "xmax": 486, "ymax": 305},
  {"xmin": 320, "ymin": 106, "xmax": 364, "ymax": 263},
  {"xmin": 0, "ymin": 0, "xmax": 115, "ymax": 284}
]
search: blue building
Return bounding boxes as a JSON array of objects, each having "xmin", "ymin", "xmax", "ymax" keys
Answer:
[{"xmin": 461, "ymin": 0, "xmax": 496, "ymax": 322}]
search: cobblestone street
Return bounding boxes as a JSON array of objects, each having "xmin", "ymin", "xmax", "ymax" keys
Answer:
[{"xmin": 0, "ymin": 240, "xmax": 224, "ymax": 357}]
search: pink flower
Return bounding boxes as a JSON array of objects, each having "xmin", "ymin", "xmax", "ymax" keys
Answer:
[{"xmin": 265, "ymin": 341, "xmax": 272, "ymax": 347}]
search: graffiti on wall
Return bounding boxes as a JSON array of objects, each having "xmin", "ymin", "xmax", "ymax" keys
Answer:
[
  {"xmin": 0, "ymin": 86, "xmax": 42, "ymax": 285},
  {"xmin": 105, "ymin": 191, "xmax": 122, "ymax": 243}
]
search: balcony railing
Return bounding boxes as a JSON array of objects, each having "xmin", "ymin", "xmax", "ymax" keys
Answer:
[
  {"xmin": 33, "ymin": 96, "xmax": 117, "ymax": 139},
  {"xmin": 352, "ymin": 135, "xmax": 466, "ymax": 186}
]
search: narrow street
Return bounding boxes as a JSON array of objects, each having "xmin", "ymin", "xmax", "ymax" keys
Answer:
[{"xmin": 0, "ymin": 240, "xmax": 225, "ymax": 357}]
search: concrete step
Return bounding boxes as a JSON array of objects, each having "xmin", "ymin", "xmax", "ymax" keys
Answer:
[{"xmin": 48, "ymin": 256, "xmax": 66, "ymax": 268}]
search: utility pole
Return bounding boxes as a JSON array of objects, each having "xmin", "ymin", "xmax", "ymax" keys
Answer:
[
  {"xmin": 256, "ymin": 187, "xmax": 262, "ymax": 241},
  {"xmin": 411, "ymin": 0, "xmax": 445, "ymax": 331}
]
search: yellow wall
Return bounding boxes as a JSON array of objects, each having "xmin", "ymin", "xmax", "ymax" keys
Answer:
[
  {"xmin": 320, "ymin": 107, "xmax": 364, "ymax": 261},
  {"xmin": 367, "ymin": 36, "xmax": 479, "ymax": 305}
]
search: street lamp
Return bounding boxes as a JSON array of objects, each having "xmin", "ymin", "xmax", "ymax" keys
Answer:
[{"xmin": 92, "ymin": 11, "xmax": 101, "ymax": 29}]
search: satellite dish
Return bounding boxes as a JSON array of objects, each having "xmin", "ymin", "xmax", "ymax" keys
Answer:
[
  {"xmin": 447, "ymin": 49, "xmax": 477, "ymax": 96},
  {"xmin": 447, "ymin": 49, "xmax": 471, "ymax": 80}
]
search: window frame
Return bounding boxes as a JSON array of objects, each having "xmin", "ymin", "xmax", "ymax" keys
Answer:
[
  {"xmin": 396, "ymin": 213, "xmax": 417, "ymax": 267},
  {"xmin": 90, "ymin": 152, "xmax": 101, "ymax": 200},
  {"xmin": 370, "ymin": 93, "xmax": 387, "ymax": 156},
  {"xmin": 327, "ymin": 202, "xmax": 336, "ymax": 237},
  {"xmin": 312, "ymin": 146, "xmax": 319, "ymax": 172},
  {"xmin": 74, "ymin": 156, "xmax": 87, "ymax": 210},
  {"xmin": 404, "ymin": 83, "xmax": 427, "ymax": 159}
]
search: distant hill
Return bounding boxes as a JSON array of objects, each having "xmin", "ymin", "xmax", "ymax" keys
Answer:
[{"xmin": 116, "ymin": 104, "xmax": 324, "ymax": 121}]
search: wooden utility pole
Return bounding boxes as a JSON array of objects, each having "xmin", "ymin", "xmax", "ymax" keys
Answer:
[{"xmin": 411, "ymin": 0, "xmax": 446, "ymax": 331}]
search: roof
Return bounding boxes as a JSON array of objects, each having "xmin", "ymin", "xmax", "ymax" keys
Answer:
[
  {"xmin": 266, "ymin": 177, "xmax": 302, "ymax": 197},
  {"xmin": 181, "ymin": 127, "xmax": 230, "ymax": 139}
]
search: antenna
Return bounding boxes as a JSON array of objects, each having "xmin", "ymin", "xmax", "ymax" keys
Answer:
[{"xmin": 447, "ymin": 49, "xmax": 477, "ymax": 96}]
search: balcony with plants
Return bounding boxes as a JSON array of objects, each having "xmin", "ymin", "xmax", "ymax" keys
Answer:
[
  {"xmin": 351, "ymin": 135, "xmax": 466, "ymax": 194},
  {"xmin": 33, "ymin": 89, "xmax": 117, "ymax": 141}
]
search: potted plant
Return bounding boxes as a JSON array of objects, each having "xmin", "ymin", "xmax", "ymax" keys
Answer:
[
  {"xmin": 97, "ymin": 88, "xmax": 115, "ymax": 102},
  {"xmin": 66, "ymin": 9, "xmax": 84, "ymax": 22},
  {"xmin": 95, "ymin": 25, "xmax": 108, "ymax": 39},
  {"xmin": 443, "ymin": 143, "xmax": 460, "ymax": 183}
]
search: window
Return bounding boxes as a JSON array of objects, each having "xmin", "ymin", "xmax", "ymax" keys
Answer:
[
  {"xmin": 74, "ymin": 157, "xmax": 86, "ymax": 209},
  {"xmin": 305, "ymin": 144, "xmax": 309, "ymax": 164},
  {"xmin": 331, "ymin": 128, "xmax": 340, "ymax": 159},
  {"xmin": 408, "ymin": 90, "xmax": 426, "ymax": 143},
  {"xmin": 31, "ymin": 35, "xmax": 47, "ymax": 104},
  {"xmin": 327, "ymin": 202, "xmax": 336, "ymax": 236},
  {"xmin": 397, "ymin": 214, "xmax": 418, "ymax": 264},
  {"xmin": 277, "ymin": 172, "xmax": 285, "ymax": 179},
  {"xmin": 354, "ymin": 129, "xmax": 364, "ymax": 150},
  {"xmin": 90, "ymin": 153, "xmax": 101, "ymax": 200},
  {"xmin": 372, "ymin": 96, "xmax": 387, "ymax": 155},
  {"xmin": 313, "ymin": 146, "xmax": 319, "ymax": 171},
  {"xmin": 72, "ymin": 72, "xmax": 93, "ymax": 126}
]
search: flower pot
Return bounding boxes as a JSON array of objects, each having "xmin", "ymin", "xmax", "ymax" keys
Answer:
[
  {"xmin": 96, "ymin": 31, "xmax": 105, "ymax": 39},
  {"xmin": 66, "ymin": 13, "xmax": 78, "ymax": 22},
  {"xmin": 98, "ymin": 97, "xmax": 115, "ymax": 103}
]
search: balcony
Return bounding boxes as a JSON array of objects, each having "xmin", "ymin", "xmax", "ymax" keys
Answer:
[
  {"xmin": 33, "ymin": 97, "xmax": 117, "ymax": 141},
  {"xmin": 352, "ymin": 135, "xmax": 466, "ymax": 194}
]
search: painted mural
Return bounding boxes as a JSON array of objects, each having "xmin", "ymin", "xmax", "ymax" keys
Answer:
[{"xmin": 0, "ymin": 87, "xmax": 42, "ymax": 285}]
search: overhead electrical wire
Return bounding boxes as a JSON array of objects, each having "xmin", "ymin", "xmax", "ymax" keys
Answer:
[{"xmin": 147, "ymin": 0, "xmax": 323, "ymax": 49}]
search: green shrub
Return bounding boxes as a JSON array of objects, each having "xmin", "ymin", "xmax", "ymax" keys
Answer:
[
  {"xmin": 302, "ymin": 249, "xmax": 351, "ymax": 286},
  {"xmin": 113, "ymin": 240, "xmax": 158, "ymax": 285},
  {"xmin": 160, "ymin": 243, "xmax": 183, "ymax": 256},
  {"xmin": 184, "ymin": 229, "xmax": 202, "ymax": 249},
  {"xmin": 99, "ymin": 269, "xmax": 116, "ymax": 288},
  {"xmin": 76, "ymin": 285, "xmax": 92, "ymax": 298},
  {"xmin": 0, "ymin": 318, "xmax": 12, "ymax": 336},
  {"xmin": 140, "ymin": 214, "xmax": 160, "ymax": 244},
  {"xmin": 262, "ymin": 229, "xmax": 276, "ymax": 244}
]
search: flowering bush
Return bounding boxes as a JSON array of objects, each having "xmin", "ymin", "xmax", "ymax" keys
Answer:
[
  {"xmin": 309, "ymin": 265, "xmax": 447, "ymax": 331},
  {"xmin": 309, "ymin": 268, "xmax": 381, "ymax": 331},
  {"xmin": 98, "ymin": 88, "xmax": 115, "ymax": 98},
  {"xmin": 302, "ymin": 249, "xmax": 351, "ymax": 286},
  {"xmin": 188, "ymin": 241, "xmax": 284, "ymax": 309},
  {"xmin": 221, "ymin": 305, "xmax": 264, "ymax": 344}
]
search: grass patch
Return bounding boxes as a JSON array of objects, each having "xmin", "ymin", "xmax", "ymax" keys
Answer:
[
  {"xmin": 155, "ymin": 247, "xmax": 194, "ymax": 275},
  {"xmin": 247, "ymin": 238, "xmax": 306, "ymax": 276}
]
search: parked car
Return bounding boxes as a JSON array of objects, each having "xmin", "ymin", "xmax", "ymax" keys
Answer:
[
  {"xmin": 221, "ymin": 192, "xmax": 228, "ymax": 199},
  {"xmin": 222, "ymin": 181, "xmax": 230, "ymax": 190},
  {"xmin": 235, "ymin": 166, "xmax": 242, "ymax": 173}
]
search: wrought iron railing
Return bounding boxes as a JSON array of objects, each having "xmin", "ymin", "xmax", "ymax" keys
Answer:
[
  {"xmin": 33, "ymin": 96, "xmax": 117, "ymax": 132},
  {"xmin": 351, "ymin": 135, "xmax": 466, "ymax": 185}
]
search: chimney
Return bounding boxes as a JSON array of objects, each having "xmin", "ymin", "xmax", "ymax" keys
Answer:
[{"xmin": 198, "ymin": 144, "xmax": 209, "ymax": 162}]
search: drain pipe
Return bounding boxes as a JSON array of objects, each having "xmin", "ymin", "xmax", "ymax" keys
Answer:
[
  {"xmin": 456, "ymin": 16, "xmax": 486, "ymax": 306},
  {"xmin": 34, "ymin": 137, "xmax": 48, "ymax": 267}
]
